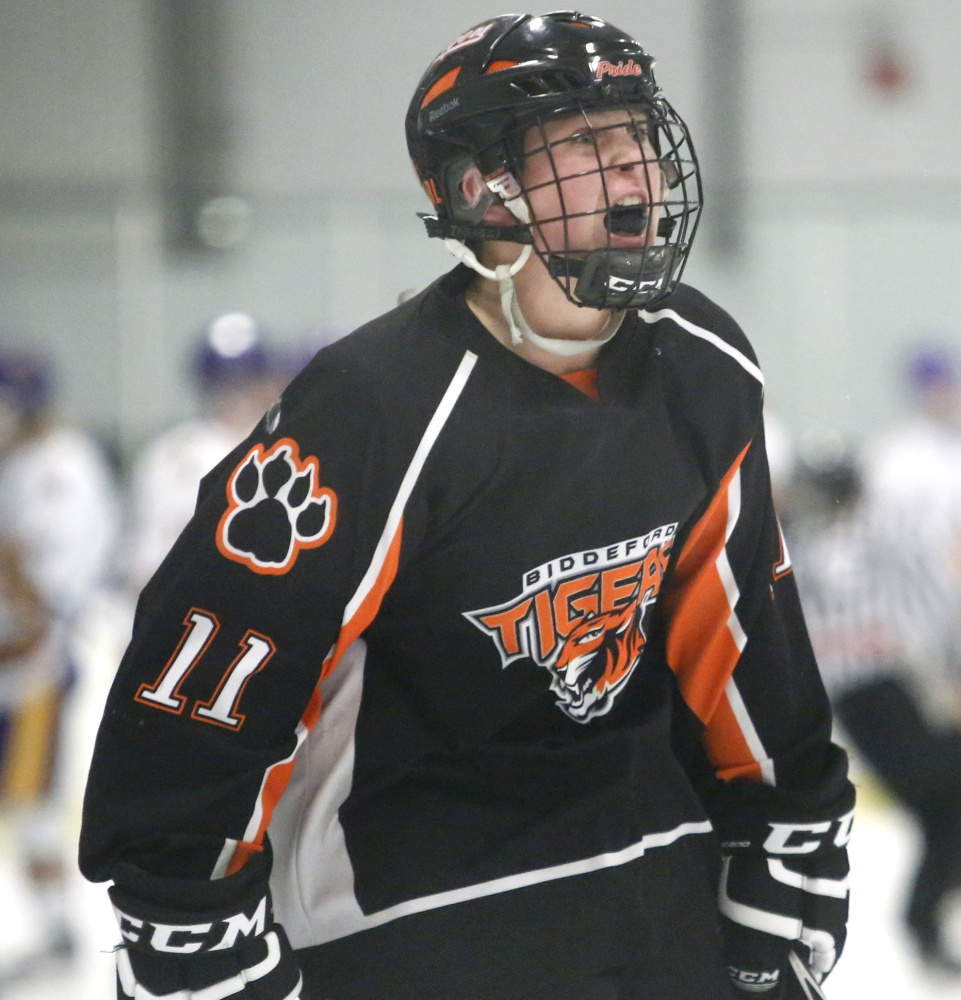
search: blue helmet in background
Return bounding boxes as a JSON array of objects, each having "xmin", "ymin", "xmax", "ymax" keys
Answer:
[
  {"xmin": 906, "ymin": 342, "xmax": 958, "ymax": 393},
  {"xmin": 192, "ymin": 312, "xmax": 272, "ymax": 388},
  {"xmin": 0, "ymin": 348, "xmax": 54, "ymax": 417}
]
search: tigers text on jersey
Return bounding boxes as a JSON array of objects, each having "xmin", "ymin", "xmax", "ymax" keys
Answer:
[{"xmin": 81, "ymin": 266, "xmax": 852, "ymax": 1000}]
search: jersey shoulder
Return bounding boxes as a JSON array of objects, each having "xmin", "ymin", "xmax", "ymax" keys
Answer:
[
  {"xmin": 222, "ymin": 273, "xmax": 479, "ymax": 505},
  {"xmin": 641, "ymin": 282, "xmax": 761, "ymax": 380},
  {"xmin": 632, "ymin": 284, "xmax": 764, "ymax": 484},
  {"xmin": 277, "ymin": 273, "xmax": 480, "ymax": 437}
]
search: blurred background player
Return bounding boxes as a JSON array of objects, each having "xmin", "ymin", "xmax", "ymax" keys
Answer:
[
  {"xmin": 0, "ymin": 347, "xmax": 118, "ymax": 978},
  {"xmin": 863, "ymin": 340, "xmax": 961, "ymax": 594},
  {"xmin": 124, "ymin": 312, "xmax": 288, "ymax": 594},
  {"xmin": 790, "ymin": 438, "xmax": 961, "ymax": 973}
]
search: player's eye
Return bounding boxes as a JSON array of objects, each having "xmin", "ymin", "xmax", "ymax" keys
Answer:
[{"xmin": 564, "ymin": 130, "xmax": 598, "ymax": 147}]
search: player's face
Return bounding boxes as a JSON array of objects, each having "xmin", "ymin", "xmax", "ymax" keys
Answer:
[{"xmin": 521, "ymin": 107, "xmax": 664, "ymax": 256}]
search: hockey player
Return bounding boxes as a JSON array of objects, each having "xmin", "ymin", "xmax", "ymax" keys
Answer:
[
  {"xmin": 864, "ymin": 341, "xmax": 961, "ymax": 595},
  {"xmin": 790, "ymin": 444, "xmax": 961, "ymax": 973},
  {"xmin": 80, "ymin": 13, "xmax": 854, "ymax": 1000},
  {"xmin": 124, "ymin": 313, "xmax": 288, "ymax": 594},
  {"xmin": 0, "ymin": 348, "xmax": 118, "ymax": 973}
]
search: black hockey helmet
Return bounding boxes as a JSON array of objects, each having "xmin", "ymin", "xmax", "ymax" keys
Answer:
[{"xmin": 406, "ymin": 11, "xmax": 702, "ymax": 310}]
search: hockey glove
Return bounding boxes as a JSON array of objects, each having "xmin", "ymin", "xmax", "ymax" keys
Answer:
[
  {"xmin": 109, "ymin": 882, "xmax": 302, "ymax": 1000},
  {"xmin": 719, "ymin": 835, "xmax": 850, "ymax": 997}
]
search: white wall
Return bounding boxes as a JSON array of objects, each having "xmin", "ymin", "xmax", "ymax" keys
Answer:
[
  {"xmin": 715, "ymin": 0, "xmax": 961, "ymax": 437},
  {"xmin": 1, "ymin": 0, "xmax": 960, "ymax": 454},
  {"xmin": 0, "ymin": 0, "xmax": 154, "ymax": 187},
  {"xmin": 229, "ymin": 0, "xmax": 701, "ymax": 194}
]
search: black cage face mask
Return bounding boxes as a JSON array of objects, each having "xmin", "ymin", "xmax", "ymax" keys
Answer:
[
  {"xmin": 499, "ymin": 99, "xmax": 701, "ymax": 309},
  {"xmin": 438, "ymin": 98, "xmax": 701, "ymax": 310},
  {"xmin": 408, "ymin": 13, "xmax": 704, "ymax": 311}
]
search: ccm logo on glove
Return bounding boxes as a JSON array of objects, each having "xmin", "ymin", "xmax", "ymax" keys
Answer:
[
  {"xmin": 113, "ymin": 895, "xmax": 267, "ymax": 954},
  {"xmin": 763, "ymin": 811, "xmax": 854, "ymax": 855}
]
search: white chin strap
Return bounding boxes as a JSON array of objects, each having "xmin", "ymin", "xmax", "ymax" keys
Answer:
[{"xmin": 444, "ymin": 198, "xmax": 623, "ymax": 358}]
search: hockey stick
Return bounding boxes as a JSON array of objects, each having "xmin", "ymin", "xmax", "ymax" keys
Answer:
[{"xmin": 787, "ymin": 950, "xmax": 828, "ymax": 1000}]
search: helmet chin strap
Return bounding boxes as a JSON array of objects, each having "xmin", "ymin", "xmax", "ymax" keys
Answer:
[
  {"xmin": 501, "ymin": 288, "xmax": 624, "ymax": 357},
  {"xmin": 445, "ymin": 197, "xmax": 624, "ymax": 359}
]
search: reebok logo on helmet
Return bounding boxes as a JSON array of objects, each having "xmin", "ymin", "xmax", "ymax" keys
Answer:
[{"xmin": 427, "ymin": 97, "xmax": 460, "ymax": 122}]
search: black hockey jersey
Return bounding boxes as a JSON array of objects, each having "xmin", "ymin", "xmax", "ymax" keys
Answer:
[{"xmin": 81, "ymin": 265, "xmax": 853, "ymax": 999}]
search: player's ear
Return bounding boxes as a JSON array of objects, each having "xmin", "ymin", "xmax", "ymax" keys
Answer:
[{"xmin": 480, "ymin": 201, "xmax": 517, "ymax": 226}]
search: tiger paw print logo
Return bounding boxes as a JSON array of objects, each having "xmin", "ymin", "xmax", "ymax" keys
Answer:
[{"xmin": 217, "ymin": 438, "xmax": 337, "ymax": 575}]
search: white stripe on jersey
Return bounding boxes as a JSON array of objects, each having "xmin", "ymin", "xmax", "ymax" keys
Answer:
[
  {"xmin": 227, "ymin": 351, "xmax": 480, "ymax": 871},
  {"xmin": 727, "ymin": 677, "xmax": 776, "ymax": 786},
  {"xmin": 639, "ymin": 307, "xmax": 765, "ymax": 385},
  {"xmin": 348, "ymin": 818, "xmax": 714, "ymax": 939},
  {"xmin": 718, "ymin": 465, "xmax": 772, "ymax": 783},
  {"xmin": 718, "ymin": 468, "xmax": 749, "ymax": 653},
  {"xmin": 341, "ymin": 350, "xmax": 478, "ymax": 627}
]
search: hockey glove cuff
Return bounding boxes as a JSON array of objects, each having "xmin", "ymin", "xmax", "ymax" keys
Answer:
[
  {"xmin": 720, "ymin": 842, "xmax": 850, "ymax": 996},
  {"xmin": 109, "ymin": 882, "xmax": 302, "ymax": 1000}
]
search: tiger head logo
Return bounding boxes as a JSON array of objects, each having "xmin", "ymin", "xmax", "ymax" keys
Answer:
[
  {"xmin": 546, "ymin": 585, "xmax": 652, "ymax": 722},
  {"xmin": 464, "ymin": 527, "xmax": 675, "ymax": 724}
]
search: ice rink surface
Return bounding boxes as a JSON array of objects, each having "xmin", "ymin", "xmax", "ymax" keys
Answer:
[{"xmin": 2, "ymin": 593, "xmax": 961, "ymax": 999}]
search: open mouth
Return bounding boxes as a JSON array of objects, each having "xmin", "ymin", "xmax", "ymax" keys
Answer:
[{"xmin": 604, "ymin": 196, "xmax": 649, "ymax": 236}]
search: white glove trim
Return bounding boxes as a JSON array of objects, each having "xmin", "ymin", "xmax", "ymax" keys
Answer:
[
  {"xmin": 788, "ymin": 949, "xmax": 828, "ymax": 999},
  {"xmin": 799, "ymin": 928, "xmax": 836, "ymax": 977},
  {"xmin": 719, "ymin": 856, "xmax": 803, "ymax": 941},
  {"xmin": 239, "ymin": 930, "xmax": 281, "ymax": 984},
  {"xmin": 279, "ymin": 975, "xmax": 303, "ymax": 1000},
  {"xmin": 719, "ymin": 858, "xmax": 839, "ymax": 977},
  {"xmin": 117, "ymin": 930, "xmax": 283, "ymax": 1000},
  {"xmin": 767, "ymin": 859, "xmax": 850, "ymax": 899}
]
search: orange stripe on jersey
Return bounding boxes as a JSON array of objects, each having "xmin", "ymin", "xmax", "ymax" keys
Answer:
[
  {"xmin": 228, "ymin": 527, "xmax": 403, "ymax": 869},
  {"xmin": 220, "ymin": 351, "xmax": 478, "ymax": 877},
  {"xmin": 224, "ymin": 681, "xmax": 325, "ymax": 876},
  {"xmin": 224, "ymin": 839, "xmax": 263, "ymax": 878},
  {"xmin": 217, "ymin": 523, "xmax": 402, "ymax": 878},
  {"xmin": 665, "ymin": 442, "xmax": 769, "ymax": 782},
  {"xmin": 321, "ymin": 520, "xmax": 404, "ymax": 681},
  {"xmin": 702, "ymin": 693, "xmax": 764, "ymax": 783}
]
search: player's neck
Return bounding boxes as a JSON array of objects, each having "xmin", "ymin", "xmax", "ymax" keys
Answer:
[{"xmin": 465, "ymin": 246, "xmax": 611, "ymax": 376}]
